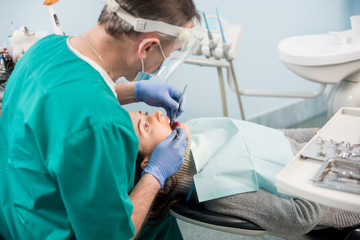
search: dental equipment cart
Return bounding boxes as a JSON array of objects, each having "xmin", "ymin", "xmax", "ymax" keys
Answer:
[{"xmin": 275, "ymin": 107, "xmax": 360, "ymax": 212}]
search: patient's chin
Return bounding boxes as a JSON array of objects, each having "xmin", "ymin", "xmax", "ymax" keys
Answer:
[{"xmin": 181, "ymin": 123, "xmax": 190, "ymax": 135}]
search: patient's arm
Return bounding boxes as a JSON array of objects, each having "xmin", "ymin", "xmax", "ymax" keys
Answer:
[
  {"xmin": 281, "ymin": 128, "xmax": 318, "ymax": 155},
  {"xmin": 202, "ymin": 189, "xmax": 329, "ymax": 235},
  {"xmin": 281, "ymin": 128, "xmax": 317, "ymax": 143}
]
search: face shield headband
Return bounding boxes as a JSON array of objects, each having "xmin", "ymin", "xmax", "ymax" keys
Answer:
[{"xmin": 105, "ymin": 0, "xmax": 204, "ymax": 82}]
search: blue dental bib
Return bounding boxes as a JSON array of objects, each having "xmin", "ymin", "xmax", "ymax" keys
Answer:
[{"xmin": 186, "ymin": 117, "xmax": 294, "ymax": 202}]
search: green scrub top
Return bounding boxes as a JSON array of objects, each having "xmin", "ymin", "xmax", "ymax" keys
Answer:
[{"xmin": 0, "ymin": 35, "xmax": 139, "ymax": 239}]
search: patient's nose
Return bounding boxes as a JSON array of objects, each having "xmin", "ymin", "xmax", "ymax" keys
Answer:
[
  {"xmin": 156, "ymin": 111, "xmax": 164, "ymax": 121},
  {"xmin": 154, "ymin": 111, "xmax": 163, "ymax": 121}
]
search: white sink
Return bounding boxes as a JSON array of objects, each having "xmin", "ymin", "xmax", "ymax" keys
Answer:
[{"xmin": 278, "ymin": 30, "xmax": 360, "ymax": 84}]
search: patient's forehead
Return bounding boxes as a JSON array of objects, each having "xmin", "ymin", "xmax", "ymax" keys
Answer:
[
  {"xmin": 129, "ymin": 112, "xmax": 141, "ymax": 134},
  {"xmin": 129, "ymin": 111, "xmax": 144, "ymax": 121},
  {"xmin": 129, "ymin": 111, "xmax": 139, "ymax": 120}
]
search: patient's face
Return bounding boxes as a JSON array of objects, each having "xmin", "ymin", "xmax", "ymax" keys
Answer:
[{"xmin": 129, "ymin": 111, "xmax": 173, "ymax": 155}]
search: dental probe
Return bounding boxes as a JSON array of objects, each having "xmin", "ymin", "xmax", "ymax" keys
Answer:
[{"xmin": 171, "ymin": 84, "xmax": 187, "ymax": 125}]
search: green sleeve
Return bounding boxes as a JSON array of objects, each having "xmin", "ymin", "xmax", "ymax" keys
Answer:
[{"xmin": 49, "ymin": 122, "xmax": 138, "ymax": 239}]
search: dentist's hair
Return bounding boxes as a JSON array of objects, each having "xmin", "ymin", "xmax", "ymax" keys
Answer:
[{"xmin": 98, "ymin": 0, "xmax": 200, "ymax": 41}]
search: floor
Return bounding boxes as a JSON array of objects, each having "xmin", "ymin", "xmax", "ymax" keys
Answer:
[
  {"xmin": 176, "ymin": 113, "xmax": 329, "ymax": 240},
  {"xmin": 289, "ymin": 113, "xmax": 328, "ymax": 129}
]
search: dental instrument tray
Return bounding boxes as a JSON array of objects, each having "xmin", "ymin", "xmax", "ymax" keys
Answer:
[
  {"xmin": 313, "ymin": 158, "xmax": 360, "ymax": 194},
  {"xmin": 301, "ymin": 137, "xmax": 360, "ymax": 161},
  {"xmin": 275, "ymin": 107, "xmax": 360, "ymax": 212}
]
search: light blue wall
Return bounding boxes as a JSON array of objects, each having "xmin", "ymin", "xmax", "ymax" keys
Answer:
[
  {"xmin": 355, "ymin": 0, "xmax": 360, "ymax": 14},
  {"xmin": 167, "ymin": 0, "xmax": 355, "ymax": 123},
  {"xmin": 0, "ymin": 0, "xmax": 356, "ymax": 125}
]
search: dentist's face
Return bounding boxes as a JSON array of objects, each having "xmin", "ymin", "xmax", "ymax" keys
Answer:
[{"xmin": 129, "ymin": 111, "xmax": 172, "ymax": 155}]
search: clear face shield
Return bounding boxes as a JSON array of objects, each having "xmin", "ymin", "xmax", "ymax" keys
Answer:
[
  {"xmin": 105, "ymin": 0, "xmax": 204, "ymax": 82},
  {"xmin": 156, "ymin": 28, "xmax": 203, "ymax": 83}
]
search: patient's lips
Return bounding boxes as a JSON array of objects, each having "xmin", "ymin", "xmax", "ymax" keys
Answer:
[{"xmin": 171, "ymin": 121, "xmax": 181, "ymax": 130}]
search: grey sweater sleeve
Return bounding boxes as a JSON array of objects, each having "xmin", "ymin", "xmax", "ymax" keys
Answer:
[
  {"xmin": 281, "ymin": 128, "xmax": 317, "ymax": 155},
  {"xmin": 281, "ymin": 128, "xmax": 317, "ymax": 143},
  {"xmin": 203, "ymin": 189, "xmax": 328, "ymax": 235},
  {"xmin": 203, "ymin": 189, "xmax": 360, "ymax": 235}
]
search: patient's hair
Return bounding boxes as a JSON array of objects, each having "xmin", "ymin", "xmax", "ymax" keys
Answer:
[
  {"xmin": 134, "ymin": 151, "xmax": 179, "ymax": 222},
  {"xmin": 98, "ymin": 0, "xmax": 200, "ymax": 41}
]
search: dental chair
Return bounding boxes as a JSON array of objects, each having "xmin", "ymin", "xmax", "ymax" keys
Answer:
[
  {"xmin": 170, "ymin": 195, "xmax": 360, "ymax": 240},
  {"xmin": 170, "ymin": 197, "xmax": 266, "ymax": 237}
]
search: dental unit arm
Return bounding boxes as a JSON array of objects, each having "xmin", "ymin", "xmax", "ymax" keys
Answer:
[
  {"xmin": 185, "ymin": 11, "xmax": 328, "ymax": 120},
  {"xmin": 188, "ymin": 13, "xmax": 246, "ymax": 118}
]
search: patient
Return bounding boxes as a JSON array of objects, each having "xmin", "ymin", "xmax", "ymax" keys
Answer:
[{"xmin": 129, "ymin": 111, "xmax": 360, "ymax": 236}]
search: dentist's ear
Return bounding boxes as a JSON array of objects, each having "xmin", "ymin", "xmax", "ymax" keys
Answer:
[
  {"xmin": 140, "ymin": 157, "xmax": 149, "ymax": 170},
  {"xmin": 137, "ymin": 38, "xmax": 160, "ymax": 59}
]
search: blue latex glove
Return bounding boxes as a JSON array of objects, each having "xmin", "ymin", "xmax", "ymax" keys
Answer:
[
  {"xmin": 135, "ymin": 82, "xmax": 186, "ymax": 121},
  {"xmin": 144, "ymin": 128, "xmax": 188, "ymax": 189}
]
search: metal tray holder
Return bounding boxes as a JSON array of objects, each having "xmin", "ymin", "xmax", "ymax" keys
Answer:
[{"xmin": 313, "ymin": 158, "xmax": 360, "ymax": 194}]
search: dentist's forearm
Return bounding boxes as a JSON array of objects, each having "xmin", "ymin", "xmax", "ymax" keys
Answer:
[
  {"xmin": 115, "ymin": 82, "xmax": 136, "ymax": 105},
  {"xmin": 129, "ymin": 173, "xmax": 160, "ymax": 239}
]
